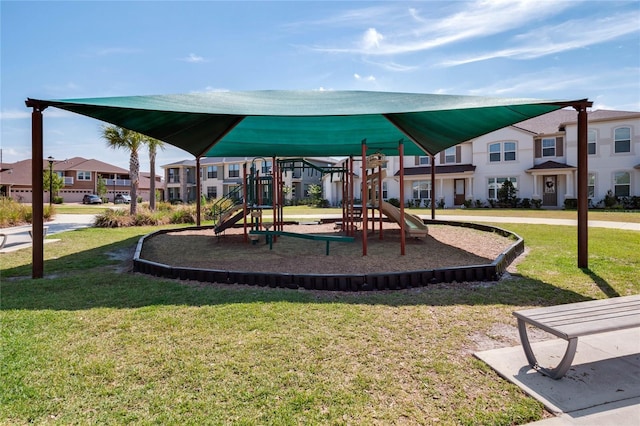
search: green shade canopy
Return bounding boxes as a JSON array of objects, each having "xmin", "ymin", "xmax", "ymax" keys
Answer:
[{"xmin": 27, "ymin": 90, "xmax": 585, "ymax": 157}]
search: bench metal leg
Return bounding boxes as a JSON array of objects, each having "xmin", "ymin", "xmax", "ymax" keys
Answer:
[{"xmin": 517, "ymin": 319, "xmax": 578, "ymax": 380}]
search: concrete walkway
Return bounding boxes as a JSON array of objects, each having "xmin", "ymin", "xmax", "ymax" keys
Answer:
[
  {"xmin": 288, "ymin": 213, "xmax": 640, "ymax": 231},
  {"xmin": 0, "ymin": 214, "xmax": 96, "ymax": 253}
]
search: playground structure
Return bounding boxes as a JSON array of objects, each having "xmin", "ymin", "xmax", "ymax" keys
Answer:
[
  {"xmin": 212, "ymin": 142, "xmax": 431, "ymax": 256},
  {"xmin": 211, "ymin": 157, "xmax": 352, "ymax": 239}
]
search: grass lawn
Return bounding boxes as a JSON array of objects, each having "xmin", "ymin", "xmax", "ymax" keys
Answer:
[{"xmin": 1, "ymin": 218, "xmax": 639, "ymax": 424}]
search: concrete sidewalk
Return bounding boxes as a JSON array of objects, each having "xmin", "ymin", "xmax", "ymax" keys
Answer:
[
  {"xmin": 475, "ymin": 328, "xmax": 640, "ymax": 425},
  {"xmin": 0, "ymin": 214, "xmax": 95, "ymax": 253},
  {"xmin": 287, "ymin": 213, "xmax": 640, "ymax": 231}
]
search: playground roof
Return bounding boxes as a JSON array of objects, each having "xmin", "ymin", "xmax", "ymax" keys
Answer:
[{"xmin": 27, "ymin": 90, "xmax": 587, "ymax": 157}]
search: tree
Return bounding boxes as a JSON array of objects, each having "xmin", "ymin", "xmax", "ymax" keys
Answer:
[
  {"xmin": 308, "ymin": 183, "xmax": 323, "ymax": 207},
  {"xmin": 96, "ymin": 175, "xmax": 107, "ymax": 200},
  {"xmin": 102, "ymin": 125, "xmax": 144, "ymax": 214},
  {"xmin": 146, "ymin": 137, "xmax": 165, "ymax": 211},
  {"xmin": 497, "ymin": 180, "xmax": 518, "ymax": 208},
  {"xmin": 43, "ymin": 169, "xmax": 64, "ymax": 201}
]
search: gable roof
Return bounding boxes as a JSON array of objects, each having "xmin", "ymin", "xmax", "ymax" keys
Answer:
[
  {"xmin": 526, "ymin": 160, "xmax": 576, "ymax": 171},
  {"xmin": 28, "ymin": 90, "xmax": 587, "ymax": 158}
]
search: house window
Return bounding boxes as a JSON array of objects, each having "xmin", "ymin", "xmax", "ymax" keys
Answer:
[
  {"xmin": 488, "ymin": 177, "xmax": 517, "ymax": 199},
  {"xmin": 419, "ymin": 156, "xmax": 430, "ymax": 165},
  {"xmin": 587, "ymin": 173, "xmax": 596, "ymax": 199},
  {"xmin": 542, "ymin": 138, "xmax": 556, "ymax": 157},
  {"xmin": 411, "ymin": 180, "xmax": 431, "ymax": 199},
  {"xmin": 489, "ymin": 141, "xmax": 517, "ymax": 162},
  {"xmin": 261, "ymin": 161, "xmax": 272, "ymax": 174},
  {"xmin": 228, "ymin": 164, "xmax": 240, "ymax": 178},
  {"xmin": 77, "ymin": 171, "xmax": 91, "ymax": 181},
  {"xmin": 489, "ymin": 143, "xmax": 501, "ymax": 162},
  {"xmin": 588, "ymin": 130, "xmax": 597, "ymax": 155},
  {"xmin": 614, "ymin": 171, "xmax": 630, "ymax": 197},
  {"xmin": 168, "ymin": 168, "xmax": 180, "ymax": 183},
  {"xmin": 207, "ymin": 186, "xmax": 217, "ymax": 199},
  {"xmin": 504, "ymin": 142, "xmax": 516, "ymax": 161},
  {"xmin": 444, "ymin": 147, "xmax": 456, "ymax": 163},
  {"xmin": 614, "ymin": 127, "xmax": 631, "ymax": 153},
  {"xmin": 382, "ymin": 181, "xmax": 388, "ymax": 199},
  {"xmin": 168, "ymin": 187, "xmax": 180, "ymax": 201},
  {"xmin": 207, "ymin": 165, "xmax": 218, "ymax": 179}
]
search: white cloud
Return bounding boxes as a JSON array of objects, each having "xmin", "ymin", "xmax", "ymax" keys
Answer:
[
  {"xmin": 1, "ymin": 108, "xmax": 76, "ymax": 120},
  {"xmin": 361, "ymin": 28, "xmax": 384, "ymax": 51},
  {"xmin": 0, "ymin": 110, "xmax": 31, "ymax": 120},
  {"xmin": 201, "ymin": 87, "xmax": 230, "ymax": 93},
  {"xmin": 439, "ymin": 12, "xmax": 640, "ymax": 66},
  {"xmin": 96, "ymin": 47, "xmax": 140, "ymax": 56},
  {"xmin": 182, "ymin": 53, "xmax": 206, "ymax": 63},
  {"xmin": 314, "ymin": 0, "xmax": 572, "ymax": 55},
  {"xmin": 354, "ymin": 73, "xmax": 376, "ymax": 82}
]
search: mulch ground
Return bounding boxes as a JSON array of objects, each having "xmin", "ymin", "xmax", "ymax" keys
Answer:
[{"xmin": 140, "ymin": 222, "xmax": 514, "ymax": 275}]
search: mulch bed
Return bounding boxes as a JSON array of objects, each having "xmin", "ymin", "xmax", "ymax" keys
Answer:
[{"xmin": 140, "ymin": 222, "xmax": 514, "ymax": 275}]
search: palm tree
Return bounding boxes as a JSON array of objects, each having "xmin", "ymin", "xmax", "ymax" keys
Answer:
[
  {"xmin": 146, "ymin": 137, "xmax": 165, "ymax": 210},
  {"xmin": 101, "ymin": 125, "xmax": 143, "ymax": 214}
]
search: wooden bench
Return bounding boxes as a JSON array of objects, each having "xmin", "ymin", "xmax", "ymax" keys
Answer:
[
  {"xmin": 249, "ymin": 230, "xmax": 354, "ymax": 255},
  {"xmin": 513, "ymin": 295, "xmax": 640, "ymax": 379}
]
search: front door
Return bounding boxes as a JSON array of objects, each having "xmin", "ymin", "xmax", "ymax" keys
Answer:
[
  {"xmin": 454, "ymin": 179, "xmax": 465, "ymax": 206},
  {"xmin": 543, "ymin": 175, "xmax": 557, "ymax": 206}
]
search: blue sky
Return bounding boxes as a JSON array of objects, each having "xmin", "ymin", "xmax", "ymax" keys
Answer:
[{"xmin": 2, "ymin": 0, "xmax": 639, "ymax": 172}]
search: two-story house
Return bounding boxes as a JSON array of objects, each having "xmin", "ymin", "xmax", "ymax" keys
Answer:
[
  {"xmin": 162, "ymin": 157, "xmax": 336, "ymax": 204},
  {"xmin": 322, "ymin": 109, "xmax": 639, "ymax": 208},
  {"xmin": 0, "ymin": 157, "xmax": 157, "ymax": 203}
]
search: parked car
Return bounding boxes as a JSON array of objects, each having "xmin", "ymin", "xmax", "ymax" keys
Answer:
[
  {"xmin": 82, "ymin": 194, "xmax": 102, "ymax": 204},
  {"xmin": 114, "ymin": 194, "xmax": 131, "ymax": 204}
]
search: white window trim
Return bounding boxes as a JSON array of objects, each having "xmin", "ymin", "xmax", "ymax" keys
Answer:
[
  {"xmin": 588, "ymin": 129, "xmax": 597, "ymax": 156},
  {"xmin": 613, "ymin": 170, "xmax": 631, "ymax": 197},
  {"xmin": 77, "ymin": 171, "xmax": 91, "ymax": 181},
  {"xmin": 488, "ymin": 141, "xmax": 517, "ymax": 163},
  {"xmin": 613, "ymin": 126, "xmax": 632, "ymax": 154},
  {"xmin": 541, "ymin": 138, "xmax": 556, "ymax": 157}
]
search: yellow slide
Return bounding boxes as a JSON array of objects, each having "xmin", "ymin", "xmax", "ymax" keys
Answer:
[{"xmin": 379, "ymin": 200, "xmax": 429, "ymax": 238}]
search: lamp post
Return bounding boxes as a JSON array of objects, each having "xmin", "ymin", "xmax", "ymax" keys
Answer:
[{"xmin": 47, "ymin": 156, "xmax": 54, "ymax": 207}]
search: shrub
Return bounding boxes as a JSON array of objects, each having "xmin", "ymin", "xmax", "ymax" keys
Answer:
[
  {"xmin": 603, "ymin": 190, "xmax": 617, "ymax": 208},
  {"xmin": 623, "ymin": 196, "xmax": 640, "ymax": 209},
  {"xmin": 462, "ymin": 199, "xmax": 472, "ymax": 208},
  {"xmin": 316, "ymin": 199, "xmax": 330, "ymax": 208},
  {"xmin": 94, "ymin": 209, "xmax": 132, "ymax": 228},
  {"xmin": 423, "ymin": 199, "xmax": 431, "ymax": 208},
  {"xmin": 474, "ymin": 199, "xmax": 484, "ymax": 208},
  {"xmin": 520, "ymin": 198, "xmax": 531, "ymax": 209},
  {"xmin": 171, "ymin": 210, "xmax": 196, "ymax": 224},
  {"xmin": 387, "ymin": 198, "xmax": 400, "ymax": 208},
  {"xmin": 0, "ymin": 197, "xmax": 29, "ymax": 226},
  {"xmin": 564, "ymin": 198, "xmax": 578, "ymax": 209},
  {"xmin": 531, "ymin": 199, "xmax": 542, "ymax": 209},
  {"xmin": 437, "ymin": 198, "xmax": 445, "ymax": 209}
]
